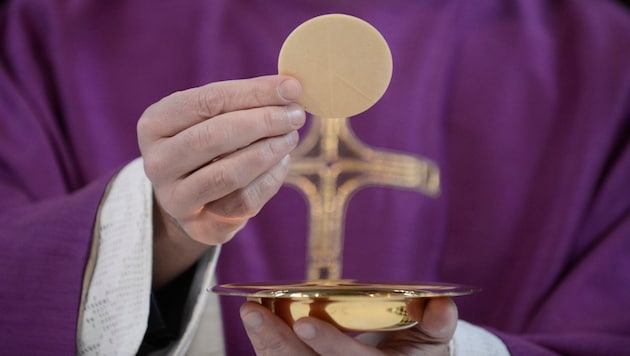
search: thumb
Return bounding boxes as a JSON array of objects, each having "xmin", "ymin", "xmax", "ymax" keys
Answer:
[{"xmin": 408, "ymin": 297, "xmax": 458, "ymax": 343}]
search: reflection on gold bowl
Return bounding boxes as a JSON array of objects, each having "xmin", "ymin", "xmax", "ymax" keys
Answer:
[
  {"xmin": 256, "ymin": 290, "xmax": 416, "ymax": 332},
  {"xmin": 212, "ymin": 280, "xmax": 479, "ymax": 333}
]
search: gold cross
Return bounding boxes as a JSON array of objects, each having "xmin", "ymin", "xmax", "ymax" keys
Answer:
[{"xmin": 285, "ymin": 117, "xmax": 440, "ymax": 280}]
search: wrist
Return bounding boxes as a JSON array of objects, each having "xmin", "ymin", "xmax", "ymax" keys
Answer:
[{"xmin": 152, "ymin": 198, "xmax": 210, "ymax": 289}]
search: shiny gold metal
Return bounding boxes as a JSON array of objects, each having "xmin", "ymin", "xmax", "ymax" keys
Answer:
[
  {"xmin": 258, "ymin": 293, "xmax": 414, "ymax": 332},
  {"xmin": 213, "ymin": 279, "xmax": 478, "ymax": 332},
  {"xmin": 285, "ymin": 117, "xmax": 440, "ymax": 280}
]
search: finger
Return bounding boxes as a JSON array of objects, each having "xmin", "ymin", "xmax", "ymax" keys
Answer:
[
  {"xmin": 407, "ymin": 297, "xmax": 458, "ymax": 343},
  {"xmin": 181, "ymin": 154, "xmax": 293, "ymax": 245},
  {"xmin": 148, "ymin": 103, "xmax": 305, "ymax": 181},
  {"xmin": 293, "ymin": 317, "xmax": 384, "ymax": 356},
  {"xmin": 206, "ymin": 154, "xmax": 292, "ymax": 221},
  {"xmin": 354, "ymin": 332, "xmax": 387, "ymax": 347},
  {"xmin": 374, "ymin": 298, "xmax": 457, "ymax": 354},
  {"xmin": 241, "ymin": 302, "xmax": 316, "ymax": 356},
  {"xmin": 139, "ymin": 75, "xmax": 302, "ymax": 140},
  {"xmin": 165, "ymin": 130, "xmax": 298, "ymax": 217}
]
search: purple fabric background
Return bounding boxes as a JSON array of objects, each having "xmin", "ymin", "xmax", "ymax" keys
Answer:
[{"xmin": 1, "ymin": 0, "xmax": 629, "ymax": 354}]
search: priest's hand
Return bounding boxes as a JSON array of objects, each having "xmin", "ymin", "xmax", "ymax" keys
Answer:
[
  {"xmin": 137, "ymin": 75, "xmax": 305, "ymax": 287},
  {"xmin": 240, "ymin": 297, "xmax": 458, "ymax": 355}
]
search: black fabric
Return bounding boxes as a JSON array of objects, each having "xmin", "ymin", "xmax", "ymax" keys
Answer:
[{"xmin": 137, "ymin": 263, "xmax": 197, "ymax": 355}]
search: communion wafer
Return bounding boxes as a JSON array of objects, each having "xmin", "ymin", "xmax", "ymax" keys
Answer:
[{"xmin": 278, "ymin": 14, "xmax": 392, "ymax": 118}]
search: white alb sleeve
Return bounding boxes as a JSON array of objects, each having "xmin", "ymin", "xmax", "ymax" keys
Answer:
[
  {"xmin": 77, "ymin": 158, "xmax": 153, "ymax": 354},
  {"xmin": 356, "ymin": 319, "xmax": 510, "ymax": 355},
  {"xmin": 449, "ymin": 320, "xmax": 511, "ymax": 356},
  {"xmin": 76, "ymin": 158, "xmax": 224, "ymax": 355}
]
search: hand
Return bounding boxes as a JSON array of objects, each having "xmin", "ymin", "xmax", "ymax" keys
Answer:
[
  {"xmin": 137, "ymin": 75, "xmax": 305, "ymax": 286},
  {"xmin": 241, "ymin": 297, "xmax": 458, "ymax": 355}
]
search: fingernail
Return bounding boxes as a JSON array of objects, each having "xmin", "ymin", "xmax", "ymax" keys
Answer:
[
  {"xmin": 286, "ymin": 103, "xmax": 305, "ymax": 127},
  {"xmin": 278, "ymin": 78, "xmax": 301, "ymax": 101},
  {"xmin": 241, "ymin": 309, "xmax": 263, "ymax": 331},
  {"xmin": 285, "ymin": 130, "xmax": 299, "ymax": 145},
  {"xmin": 294, "ymin": 322, "xmax": 316, "ymax": 340}
]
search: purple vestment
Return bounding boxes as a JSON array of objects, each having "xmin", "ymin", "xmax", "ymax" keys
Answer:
[{"xmin": 1, "ymin": 0, "xmax": 629, "ymax": 354}]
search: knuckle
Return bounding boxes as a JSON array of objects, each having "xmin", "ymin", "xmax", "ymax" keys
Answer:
[
  {"xmin": 256, "ymin": 335, "xmax": 292, "ymax": 355},
  {"xmin": 142, "ymin": 156, "xmax": 164, "ymax": 181},
  {"xmin": 260, "ymin": 165, "xmax": 287, "ymax": 198},
  {"xmin": 269, "ymin": 131, "xmax": 297, "ymax": 156},
  {"xmin": 225, "ymin": 168, "xmax": 286, "ymax": 217},
  {"xmin": 139, "ymin": 100, "xmax": 161, "ymax": 121},
  {"xmin": 196, "ymin": 84, "xmax": 226, "ymax": 117},
  {"xmin": 184, "ymin": 124, "xmax": 227, "ymax": 153},
  {"xmin": 136, "ymin": 114, "xmax": 149, "ymax": 136},
  {"xmin": 266, "ymin": 166, "xmax": 287, "ymax": 190},
  {"xmin": 214, "ymin": 190, "xmax": 255, "ymax": 219},
  {"xmin": 233, "ymin": 189, "xmax": 260, "ymax": 217},
  {"xmin": 210, "ymin": 165, "xmax": 240, "ymax": 192},
  {"xmin": 250, "ymin": 136, "xmax": 294, "ymax": 170},
  {"xmin": 269, "ymin": 132, "xmax": 298, "ymax": 156},
  {"xmin": 261, "ymin": 107, "xmax": 277, "ymax": 132},
  {"xmin": 136, "ymin": 104, "xmax": 161, "ymax": 142},
  {"xmin": 261, "ymin": 106, "xmax": 287, "ymax": 132},
  {"xmin": 164, "ymin": 89, "xmax": 188, "ymax": 112},
  {"xmin": 254, "ymin": 142, "xmax": 276, "ymax": 166},
  {"xmin": 251, "ymin": 82, "xmax": 270, "ymax": 107}
]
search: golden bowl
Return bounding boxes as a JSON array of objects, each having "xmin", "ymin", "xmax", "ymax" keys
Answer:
[{"xmin": 212, "ymin": 279, "xmax": 479, "ymax": 332}]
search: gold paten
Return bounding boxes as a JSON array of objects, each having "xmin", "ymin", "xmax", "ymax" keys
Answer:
[{"xmin": 213, "ymin": 280, "xmax": 478, "ymax": 332}]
